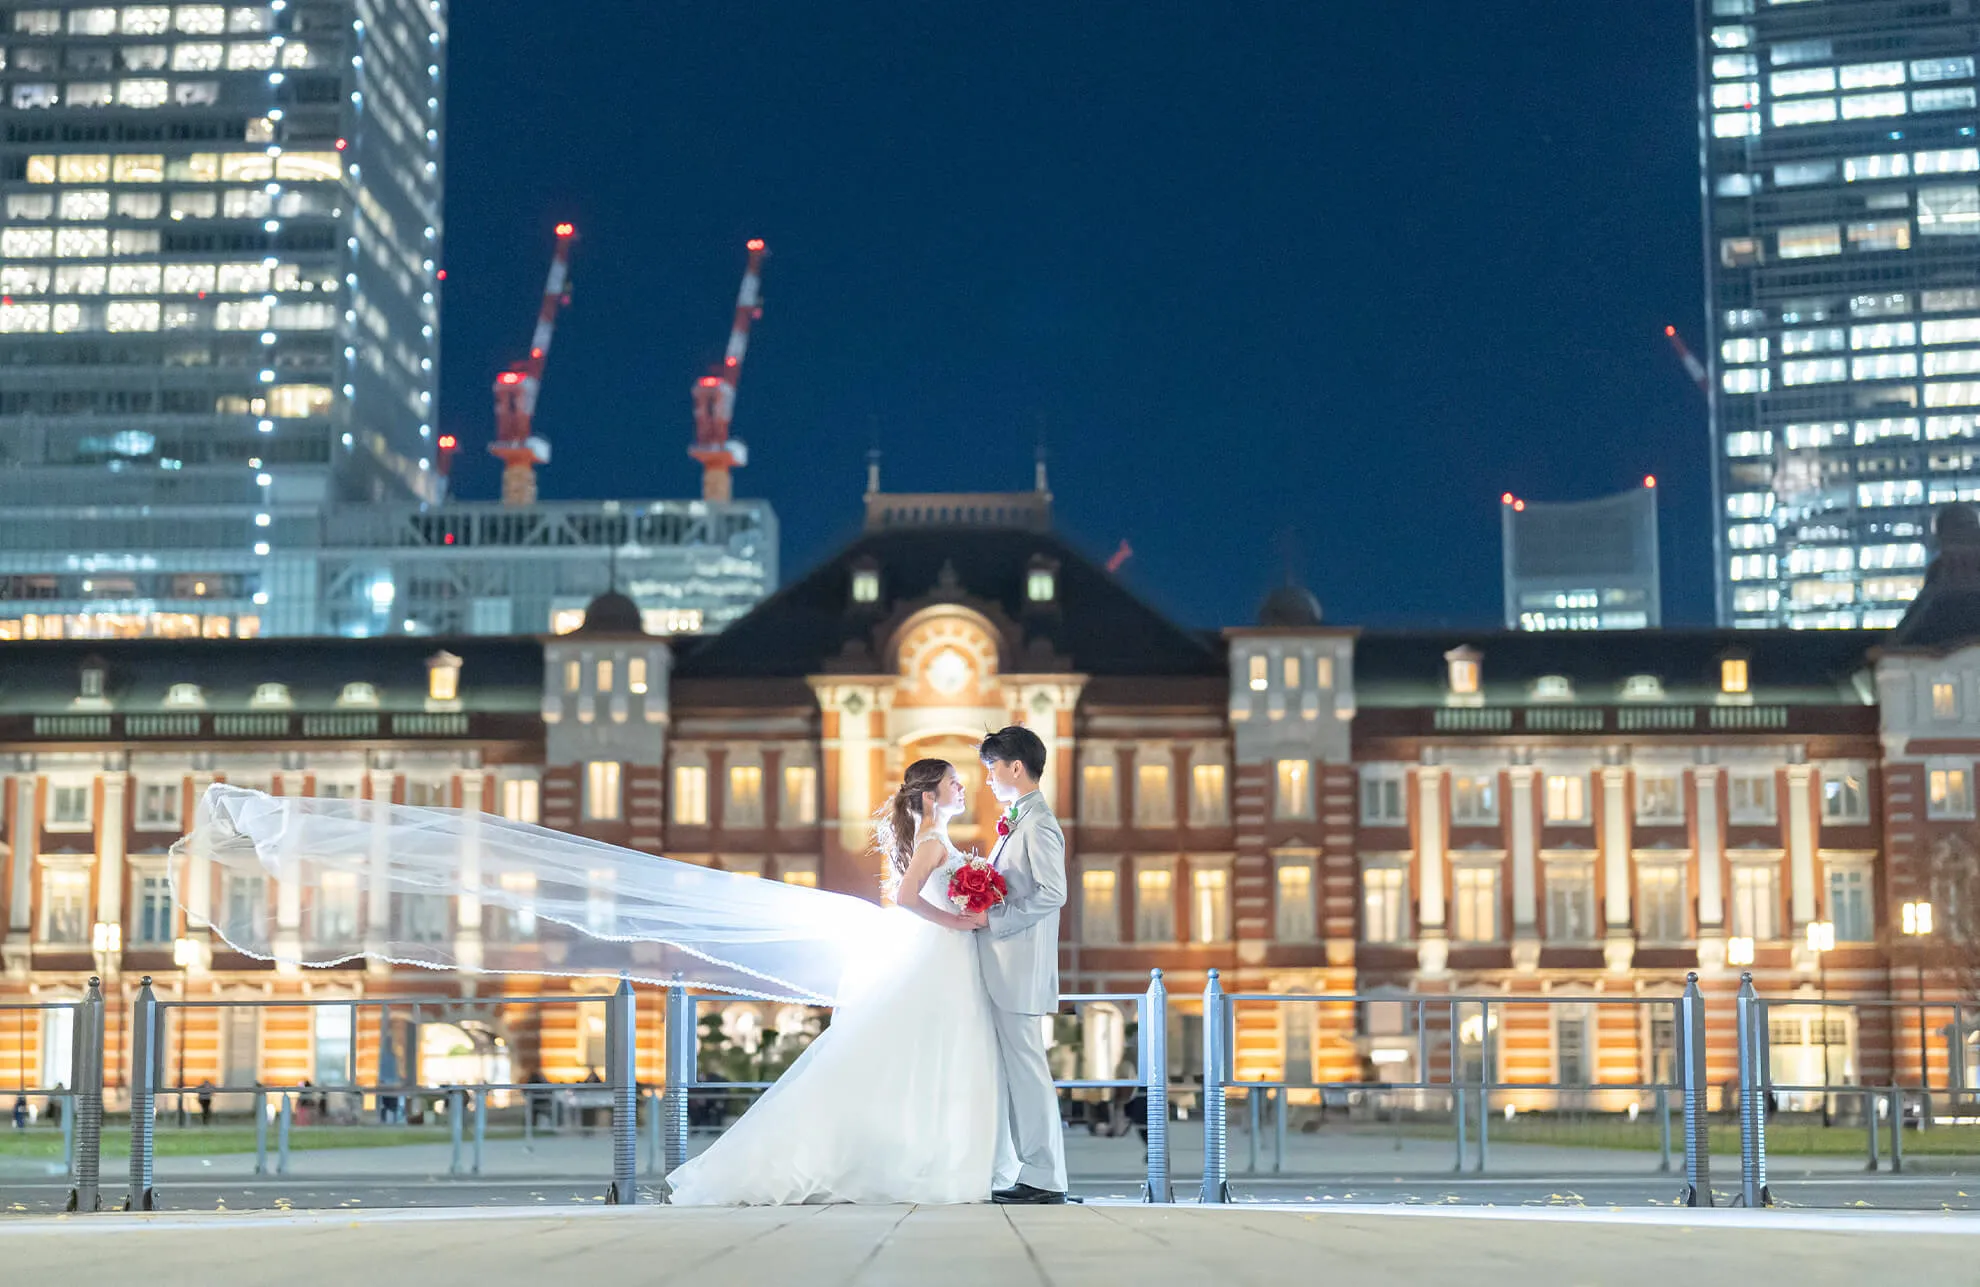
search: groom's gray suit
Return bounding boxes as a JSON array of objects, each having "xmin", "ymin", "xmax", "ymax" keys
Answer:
[{"xmin": 978, "ymin": 788, "xmax": 1069, "ymax": 1193}]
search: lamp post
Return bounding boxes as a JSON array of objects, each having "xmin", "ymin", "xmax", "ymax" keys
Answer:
[
  {"xmin": 1807, "ymin": 920, "xmax": 1835, "ymax": 1127},
  {"xmin": 1902, "ymin": 900, "xmax": 1934, "ymax": 1123},
  {"xmin": 172, "ymin": 937, "xmax": 198, "ymax": 1128}
]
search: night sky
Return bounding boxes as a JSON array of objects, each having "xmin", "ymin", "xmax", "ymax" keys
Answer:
[{"xmin": 438, "ymin": 3, "xmax": 1707, "ymax": 631}]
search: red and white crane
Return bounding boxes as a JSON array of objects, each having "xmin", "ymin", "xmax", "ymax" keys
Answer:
[
  {"xmin": 689, "ymin": 239, "xmax": 767, "ymax": 502},
  {"xmin": 490, "ymin": 221, "xmax": 578, "ymax": 507}
]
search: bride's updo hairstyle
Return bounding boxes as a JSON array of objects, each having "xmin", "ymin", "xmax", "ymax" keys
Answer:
[{"xmin": 874, "ymin": 758, "xmax": 953, "ymax": 882}]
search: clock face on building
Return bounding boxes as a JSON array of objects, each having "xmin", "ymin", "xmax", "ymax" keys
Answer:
[{"xmin": 926, "ymin": 646, "xmax": 972, "ymax": 696}]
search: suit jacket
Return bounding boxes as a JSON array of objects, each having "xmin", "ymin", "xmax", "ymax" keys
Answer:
[{"xmin": 978, "ymin": 789, "xmax": 1066, "ymax": 1015}]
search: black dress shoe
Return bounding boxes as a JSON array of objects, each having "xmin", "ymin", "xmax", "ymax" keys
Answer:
[{"xmin": 992, "ymin": 1183, "xmax": 1067, "ymax": 1205}]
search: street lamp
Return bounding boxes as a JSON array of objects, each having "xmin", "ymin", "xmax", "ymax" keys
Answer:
[
  {"xmin": 1807, "ymin": 919, "xmax": 1835, "ymax": 1127},
  {"xmin": 1728, "ymin": 936, "xmax": 1756, "ymax": 967},
  {"xmin": 1902, "ymin": 900, "xmax": 1934, "ymax": 1123},
  {"xmin": 173, "ymin": 937, "xmax": 198, "ymax": 1128}
]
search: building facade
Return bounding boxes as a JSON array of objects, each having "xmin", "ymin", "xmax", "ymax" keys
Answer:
[
  {"xmin": 1697, "ymin": 0, "xmax": 1980, "ymax": 628},
  {"xmin": 4, "ymin": 487, "xmax": 1979, "ymax": 1111},
  {"xmin": 1501, "ymin": 484, "xmax": 1662, "ymax": 631}
]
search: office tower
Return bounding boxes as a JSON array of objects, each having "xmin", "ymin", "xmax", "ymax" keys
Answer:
[
  {"xmin": 1501, "ymin": 484, "xmax": 1662, "ymax": 631},
  {"xmin": 1697, "ymin": 0, "xmax": 1980, "ymax": 627}
]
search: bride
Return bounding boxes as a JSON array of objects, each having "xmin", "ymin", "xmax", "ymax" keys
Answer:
[{"xmin": 665, "ymin": 757, "xmax": 1001, "ymax": 1205}]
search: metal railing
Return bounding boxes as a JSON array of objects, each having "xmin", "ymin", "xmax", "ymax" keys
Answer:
[{"xmin": 21, "ymin": 968, "xmax": 1980, "ymax": 1213}]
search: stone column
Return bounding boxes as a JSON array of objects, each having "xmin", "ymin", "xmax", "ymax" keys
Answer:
[
  {"xmin": 1508, "ymin": 766, "xmax": 1539, "ymax": 973},
  {"xmin": 457, "ymin": 772, "xmax": 485, "ymax": 971},
  {"xmin": 1600, "ymin": 766, "xmax": 1634, "ymax": 974},
  {"xmin": 1694, "ymin": 766, "xmax": 1727, "ymax": 973},
  {"xmin": 1416, "ymin": 765, "xmax": 1447, "ymax": 976},
  {"xmin": 9, "ymin": 773, "xmax": 36, "ymax": 934},
  {"xmin": 1786, "ymin": 763, "xmax": 1817, "ymax": 929},
  {"xmin": 97, "ymin": 771, "xmax": 126, "ymax": 930}
]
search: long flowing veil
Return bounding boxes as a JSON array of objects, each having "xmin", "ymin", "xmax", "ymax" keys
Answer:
[{"xmin": 168, "ymin": 784, "xmax": 887, "ymax": 1004}]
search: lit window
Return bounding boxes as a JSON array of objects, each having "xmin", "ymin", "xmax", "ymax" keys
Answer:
[
  {"xmin": 1820, "ymin": 765, "xmax": 1869, "ymax": 824},
  {"xmin": 724, "ymin": 763, "xmax": 764, "ymax": 828},
  {"xmin": 426, "ymin": 651, "xmax": 460, "ymax": 702},
  {"xmin": 1769, "ymin": 67, "xmax": 1834, "ymax": 96},
  {"xmin": 1190, "ymin": 867, "xmax": 1230, "ymax": 944},
  {"xmin": 1638, "ymin": 866, "xmax": 1687, "ymax": 942},
  {"xmin": 224, "ymin": 39, "xmax": 275, "ymax": 70},
  {"xmin": 1081, "ymin": 866, "xmax": 1119, "ymax": 944},
  {"xmin": 1135, "ymin": 760, "xmax": 1174, "ymax": 827},
  {"xmin": 1543, "ymin": 774, "xmax": 1587, "ymax": 824},
  {"xmin": 106, "ymin": 301, "xmax": 160, "ymax": 333},
  {"xmin": 781, "ymin": 765, "xmax": 817, "ymax": 826},
  {"xmin": 40, "ymin": 870, "xmax": 90, "ymax": 944},
  {"xmin": 1778, "ymin": 224, "xmax": 1842, "ymax": 259},
  {"xmin": 1841, "ymin": 60, "xmax": 1907, "ymax": 89},
  {"xmin": 1729, "ymin": 771, "xmax": 1776, "ymax": 823},
  {"xmin": 1636, "ymin": 773, "xmax": 1682, "ymax": 823},
  {"xmin": 1713, "ymin": 110, "xmax": 1760, "ymax": 138},
  {"xmin": 1133, "ymin": 866, "xmax": 1174, "ymax": 942},
  {"xmin": 583, "ymin": 761, "xmax": 622, "ymax": 822},
  {"xmin": 1362, "ymin": 866, "xmax": 1405, "ymax": 943},
  {"xmin": 250, "ymin": 682, "xmax": 290, "ymax": 709},
  {"xmin": 1451, "ymin": 773, "xmax": 1498, "ymax": 825},
  {"xmin": 1918, "ymin": 149, "xmax": 1980, "ymax": 176},
  {"xmin": 1848, "ymin": 220, "xmax": 1912, "ymax": 252},
  {"xmin": 1026, "ymin": 569, "xmax": 1055, "ymax": 602},
  {"xmin": 1842, "ymin": 91, "xmax": 1908, "ymax": 119},
  {"xmin": 1274, "ymin": 759, "xmax": 1312, "ymax": 820},
  {"xmin": 175, "ymin": 5, "xmax": 226, "ymax": 33},
  {"xmin": 1722, "ymin": 657, "xmax": 1749, "ymax": 693},
  {"xmin": 672, "ymin": 765, "xmax": 709, "ymax": 826},
  {"xmin": 1928, "ymin": 765, "xmax": 1974, "ymax": 818},
  {"xmin": 1189, "ymin": 762, "xmax": 1227, "ymax": 825},
  {"xmin": 779, "ymin": 862, "xmax": 818, "ymax": 889},
  {"xmin": 596, "ymin": 658, "xmax": 614, "ymax": 693},
  {"xmin": 850, "ymin": 568, "xmax": 879, "ymax": 603},
  {"xmin": 1934, "ymin": 680, "xmax": 1961, "ymax": 719},
  {"xmin": 116, "ymin": 78, "xmax": 169, "ymax": 108},
  {"xmin": 1919, "ymin": 185, "xmax": 1980, "ymax": 236},
  {"xmin": 1914, "ymin": 87, "xmax": 1978, "ymax": 114},
  {"xmin": 1080, "ymin": 762, "xmax": 1119, "ymax": 826},
  {"xmin": 1713, "ymin": 81, "xmax": 1759, "ymax": 109},
  {"xmin": 172, "ymin": 41, "xmax": 224, "ymax": 70},
  {"xmin": 122, "ymin": 6, "xmax": 172, "ymax": 33},
  {"xmin": 1771, "ymin": 98, "xmax": 1837, "ymax": 127},
  {"xmin": 1621, "ymin": 674, "xmax": 1665, "ymax": 701},
  {"xmin": 265, "ymin": 385, "xmax": 332, "ymax": 418},
  {"xmin": 628, "ymin": 657, "xmax": 648, "ymax": 694},
  {"xmin": 1775, "ymin": 160, "xmax": 1838, "ymax": 186},
  {"xmin": 1844, "ymin": 152, "xmax": 1910, "ymax": 182},
  {"xmin": 1912, "ymin": 56, "xmax": 1975, "ymax": 82},
  {"xmin": 163, "ymin": 682, "xmax": 203, "ymax": 708},
  {"xmin": 500, "ymin": 778, "xmax": 540, "ymax": 824},
  {"xmin": 1546, "ymin": 863, "xmax": 1596, "ymax": 942},
  {"xmin": 1445, "ymin": 647, "xmax": 1481, "ymax": 696},
  {"xmin": 1720, "ymin": 236, "xmax": 1763, "ymax": 266},
  {"xmin": 1783, "ymin": 358, "xmax": 1847, "ymax": 386},
  {"xmin": 1722, "ymin": 336, "xmax": 1768, "ymax": 364},
  {"xmin": 1247, "ymin": 654, "xmax": 1268, "ymax": 692},
  {"xmin": 1730, "ymin": 865, "xmax": 1779, "ymax": 941},
  {"xmin": 1452, "ymin": 866, "xmax": 1498, "ymax": 943},
  {"xmin": 337, "ymin": 682, "xmax": 378, "ymax": 707},
  {"xmin": 1274, "ymin": 861, "xmax": 1316, "ymax": 942}
]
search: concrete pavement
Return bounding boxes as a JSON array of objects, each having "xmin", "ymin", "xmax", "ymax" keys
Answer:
[{"xmin": 6, "ymin": 1201, "xmax": 1980, "ymax": 1286}]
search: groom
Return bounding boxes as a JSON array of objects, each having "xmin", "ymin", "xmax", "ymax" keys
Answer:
[{"xmin": 971, "ymin": 725, "xmax": 1070, "ymax": 1204}]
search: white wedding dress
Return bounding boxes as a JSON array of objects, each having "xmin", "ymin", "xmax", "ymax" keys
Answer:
[{"xmin": 666, "ymin": 840, "xmax": 1002, "ymax": 1205}]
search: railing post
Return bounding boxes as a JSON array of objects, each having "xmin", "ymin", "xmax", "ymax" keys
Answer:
[
  {"xmin": 606, "ymin": 975, "xmax": 638, "ymax": 1205},
  {"xmin": 254, "ymin": 1090, "xmax": 269, "ymax": 1175},
  {"xmin": 1657, "ymin": 1085, "xmax": 1672, "ymax": 1173},
  {"xmin": 473, "ymin": 1087, "xmax": 486, "ymax": 1176},
  {"xmin": 64, "ymin": 977, "xmax": 105, "ymax": 1214},
  {"xmin": 1245, "ymin": 1085, "xmax": 1259, "ymax": 1175},
  {"xmin": 1889, "ymin": 1087, "xmax": 1903, "ymax": 1174},
  {"xmin": 1677, "ymin": 974, "xmax": 1713, "ymax": 1206},
  {"xmin": 1140, "ymin": 969, "xmax": 1171, "ymax": 1203},
  {"xmin": 645, "ymin": 1087, "xmax": 660, "ymax": 1175},
  {"xmin": 1735, "ymin": 972, "xmax": 1771, "ymax": 1208},
  {"xmin": 448, "ymin": 1087, "xmax": 464, "ymax": 1176},
  {"xmin": 1197, "ymin": 970, "xmax": 1229, "ymax": 1204},
  {"xmin": 126, "ymin": 977, "xmax": 158, "ymax": 1211},
  {"xmin": 1272, "ymin": 1085, "xmax": 1285, "ymax": 1174},
  {"xmin": 1865, "ymin": 1089, "xmax": 1880, "ymax": 1172},
  {"xmin": 1453, "ymin": 1088, "xmax": 1467, "ymax": 1173},
  {"xmin": 661, "ymin": 981, "xmax": 692, "ymax": 1190},
  {"xmin": 276, "ymin": 1092, "xmax": 292, "ymax": 1175},
  {"xmin": 1477, "ymin": 1001, "xmax": 1492, "ymax": 1174}
]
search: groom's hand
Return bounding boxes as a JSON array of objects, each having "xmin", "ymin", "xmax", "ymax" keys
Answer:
[{"xmin": 962, "ymin": 911, "xmax": 989, "ymax": 930}]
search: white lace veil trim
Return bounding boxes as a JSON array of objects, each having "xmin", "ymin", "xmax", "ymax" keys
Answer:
[{"xmin": 169, "ymin": 784, "xmax": 886, "ymax": 1004}]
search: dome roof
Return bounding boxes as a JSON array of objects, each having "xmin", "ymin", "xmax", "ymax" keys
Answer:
[
  {"xmin": 1258, "ymin": 584, "xmax": 1323, "ymax": 628},
  {"xmin": 573, "ymin": 590, "xmax": 645, "ymax": 636}
]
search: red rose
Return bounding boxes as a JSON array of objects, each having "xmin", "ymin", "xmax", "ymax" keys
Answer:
[
  {"xmin": 996, "ymin": 816, "xmax": 1012, "ymax": 837},
  {"xmin": 948, "ymin": 861, "xmax": 1008, "ymax": 915}
]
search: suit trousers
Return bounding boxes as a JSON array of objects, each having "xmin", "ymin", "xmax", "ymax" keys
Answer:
[{"xmin": 990, "ymin": 1005, "xmax": 1068, "ymax": 1193}]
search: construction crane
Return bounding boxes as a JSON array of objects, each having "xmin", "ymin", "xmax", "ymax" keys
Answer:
[
  {"xmin": 490, "ymin": 222, "xmax": 578, "ymax": 507},
  {"xmin": 689, "ymin": 239, "xmax": 767, "ymax": 502},
  {"xmin": 1664, "ymin": 325, "xmax": 1709, "ymax": 395}
]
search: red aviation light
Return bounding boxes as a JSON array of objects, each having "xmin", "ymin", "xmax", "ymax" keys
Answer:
[
  {"xmin": 1500, "ymin": 492, "xmax": 1514, "ymax": 505},
  {"xmin": 335, "ymin": 138, "xmax": 347, "ymax": 151},
  {"xmin": 745, "ymin": 238, "xmax": 765, "ymax": 252},
  {"xmin": 1644, "ymin": 475, "xmax": 1657, "ymax": 488},
  {"xmin": 437, "ymin": 434, "xmax": 457, "ymax": 449},
  {"xmin": 498, "ymin": 372, "xmax": 522, "ymax": 385},
  {"xmin": 1664, "ymin": 325, "xmax": 1676, "ymax": 337},
  {"xmin": 1513, "ymin": 500, "xmax": 1526, "ymax": 512},
  {"xmin": 555, "ymin": 223, "xmax": 576, "ymax": 238}
]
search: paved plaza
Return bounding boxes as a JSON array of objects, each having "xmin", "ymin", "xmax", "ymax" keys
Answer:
[{"xmin": 7, "ymin": 1202, "xmax": 1980, "ymax": 1287}]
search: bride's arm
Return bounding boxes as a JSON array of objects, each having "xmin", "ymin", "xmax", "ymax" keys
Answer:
[{"xmin": 896, "ymin": 838, "xmax": 975, "ymax": 931}]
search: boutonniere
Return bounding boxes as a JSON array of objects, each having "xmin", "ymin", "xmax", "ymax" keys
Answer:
[{"xmin": 995, "ymin": 803, "xmax": 1021, "ymax": 838}]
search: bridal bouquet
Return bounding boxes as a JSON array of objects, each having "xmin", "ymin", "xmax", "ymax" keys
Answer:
[{"xmin": 947, "ymin": 852, "xmax": 1008, "ymax": 916}]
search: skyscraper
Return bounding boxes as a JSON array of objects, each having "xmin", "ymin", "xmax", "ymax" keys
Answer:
[
  {"xmin": 0, "ymin": 0, "xmax": 446, "ymax": 628},
  {"xmin": 1501, "ymin": 484, "xmax": 1662, "ymax": 631},
  {"xmin": 1696, "ymin": 0, "xmax": 1980, "ymax": 628}
]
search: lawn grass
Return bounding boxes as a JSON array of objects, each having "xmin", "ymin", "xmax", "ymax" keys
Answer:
[
  {"xmin": 0, "ymin": 1122, "xmax": 523, "ymax": 1160},
  {"xmin": 1389, "ymin": 1115, "xmax": 1980, "ymax": 1157}
]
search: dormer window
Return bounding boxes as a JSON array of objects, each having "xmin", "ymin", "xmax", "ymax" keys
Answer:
[
  {"xmin": 1025, "ymin": 555, "xmax": 1060, "ymax": 604},
  {"xmin": 79, "ymin": 664, "xmax": 104, "ymax": 700},
  {"xmin": 1721, "ymin": 657, "xmax": 1750, "ymax": 695},
  {"xmin": 163, "ymin": 682, "xmax": 204, "ymax": 709},
  {"xmin": 1445, "ymin": 646, "xmax": 1481, "ymax": 697},
  {"xmin": 1247, "ymin": 655, "xmax": 1268, "ymax": 692},
  {"xmin": 628, "ymin": 656, "xmax": 649, "ymax": 695},
  {"xmin": 1621, "ymin": 674, "xmax": 1665, "ymax": 702},
  {"xmin": 851, "ymin": 567, "xmax": 880, "ymax": 604},
  {"xmin": 1531, "ymin": 674, "xmax": 1574, "ymax": 702},
  {"xmin": 250, "ymin": 682, "xmax": 292, "ymax": 709},
  {"xmin": 337, "ymin": 682, "xmax": 379, "ymax": 708},
  {"xmin": 426, "ymin": 650, "xmax": 462, "ymax": 702}
]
